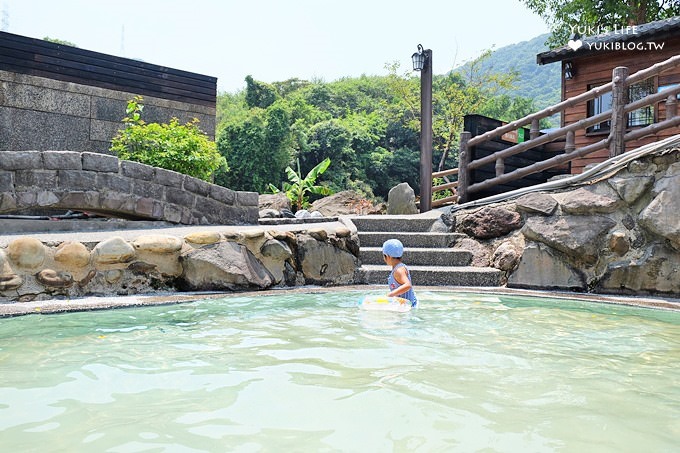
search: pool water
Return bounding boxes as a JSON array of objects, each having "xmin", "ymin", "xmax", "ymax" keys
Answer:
[{"xmin": 1, "ymin": 291, "xmax": 679, "ymax": 452}]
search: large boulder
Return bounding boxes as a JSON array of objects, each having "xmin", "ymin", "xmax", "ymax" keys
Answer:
[
  {"xmin": 297, "ymin": 233, "xmax": 359, "ymax": 284},
  {"xmin": 458, "ymin": 206, "xmax": 523, "ymax": 239},
  {"xmin": 180, "ymin": 241, "xmax": 274, "ymax": 290},
  {"xmin": 599, "ymin": 244, "xmax": 680, "ymax": 294},
  {"xmin": 387, "ymin": 183, "xmax": 418, "ymax": 215},
  {"xmin": 310, "ymin": 191, "xmax": 383, "ymax": 216},
  {"xmin": 522, "ymin": 215, "xmax": 616, "ymax": 264},
  {"xmin": 638, "ymin": 166, "xmax": 680, "ymax": 248},
  {"xmin": 508, "ymin": 242, "xmax": 586, "ymax": 290},
  {"xmin": 259, "ymin": 193, "xmax": 291, "ymax": 211}
]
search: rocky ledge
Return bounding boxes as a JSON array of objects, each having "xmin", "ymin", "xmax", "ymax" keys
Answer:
[
  {"xmin": 439, "ymin": 146, "xmax": 680, "ymax": 296},
  {"xmin": 0, "ymin": 222, "xmax": 359, "ymax": 302}
]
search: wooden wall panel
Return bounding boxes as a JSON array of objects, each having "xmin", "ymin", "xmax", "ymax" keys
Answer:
[
  {"xmin": 0, "ymin": 31, "xmax": 216, "ymax": 107},
  {"xmin": 558, "ymin": 37, "xmax": 680, "ymax": 173}
]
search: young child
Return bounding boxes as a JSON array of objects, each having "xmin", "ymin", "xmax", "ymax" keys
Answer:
[{"xmin": 382, "ymin": 239, "xmax": 418, "ymax": 308}]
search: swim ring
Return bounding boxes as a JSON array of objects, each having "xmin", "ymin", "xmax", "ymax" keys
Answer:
[{"xmin": 358, "ymin": 295, "xmax": 412, "ymax": 312}]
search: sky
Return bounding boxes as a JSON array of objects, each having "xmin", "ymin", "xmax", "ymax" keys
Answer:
[{"xmin": 0, "ymin": 0, "xmax": 549, "ymax": 93}]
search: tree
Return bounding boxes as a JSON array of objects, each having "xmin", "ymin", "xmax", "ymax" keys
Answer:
[
  {"xmin": 215, "ymin": 99, "xmax": 292, "ymax": 192},
  {"xmin": 521, "ymin": 0, "xmax": 680, "ymax": 47},
  {"xmin": 244, "ymin": 75, "xmax": 279, "ymax": 109}
]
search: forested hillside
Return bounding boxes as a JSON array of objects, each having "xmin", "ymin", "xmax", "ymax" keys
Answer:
[
  {"xmin": 214, "ymin": 34, "xmax": 559, "ymax": 204},
  {"xmin": 455, "ymin": 33, "xmax": 560, "ymax": 110}
]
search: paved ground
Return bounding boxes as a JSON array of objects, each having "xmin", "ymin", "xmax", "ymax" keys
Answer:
[{"xmin": 0, "ymin": 218, "xmax": 350, "ymax": 247}]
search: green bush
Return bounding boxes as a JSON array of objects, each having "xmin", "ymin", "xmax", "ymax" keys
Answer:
[{"xmin": 111, "ymin": 96, "xmax": 227, "ymax": 181}]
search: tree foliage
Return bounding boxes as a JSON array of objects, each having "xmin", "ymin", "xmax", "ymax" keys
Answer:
[
  {"xmin": 216, "ymin": 48, "xmax": 543, "ymax": 201},
  {"xmin": 111, "ymin": 96, "xmax": 226, "ymax": 182},
  {"xmin": 521, "ymin": 0, "xmax": 680, "ymax": 47}
]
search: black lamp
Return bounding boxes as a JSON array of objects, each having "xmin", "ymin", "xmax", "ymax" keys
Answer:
[
  {"xmin": 564, "ymin": 61, "xmax": 574, "ymax": 80},
  {"xmin": 411, "ymin": 44, "xmax": 426, "ymax": 71}
]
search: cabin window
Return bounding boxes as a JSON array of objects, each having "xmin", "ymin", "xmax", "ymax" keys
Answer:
[
  {"xmin": 587, "ymin": 84, "xmax": 612, "ymax": 132},
  {"xmin": 628, "ymin": 78, "xmax": 655, "ymax": 126},
  {"xmin": 587, "ymin": 78, "xmax": 656, "ymax": 132}
]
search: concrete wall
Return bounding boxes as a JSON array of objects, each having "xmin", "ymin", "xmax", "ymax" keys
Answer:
[{"xmin": 0, "ymin": 70, "xmax": 216, "ymax": 154}]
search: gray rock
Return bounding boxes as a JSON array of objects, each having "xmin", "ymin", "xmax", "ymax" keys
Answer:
[
  {"xmin": 522, "ymin": 215, "xmax": 616, "ymax": 264},
  {"xmin": 259, "ymin": 208, "xmax": 281, "ymax": 219},
  {"xmin": 295, "ymin": 209, "xmax": 311, "ymax": 219},
  {"xmin": 297, "ymin": 233, "xmax": 358, "ymax": 284},
  {"xmin": 259, "ymin": 192, "xmax": 291, "ymax": 211},
  {"xmin": 180, "ymin": 241, "xmax": 274, "ymax": 290},
  {"xmin": 560, "ymin": 188, "xmax": 622, "ymax": 214},
  {"xmin": 452, "ymin": 237, "xmax": 492, "ymax": 267},
  {"xmin": 639, "ymin": 171, "xmax": 680, "ymax": 248},
  {"xmin": 607, "ymin": 176, "xmax": 654, "ymax": 205},
  {"xmin": 515, "ymin": 193, "xmax": 558, "ymax": 216},
  {"xmin": 387, "ymin": 183, "xmax": 418, "ymax": 215},
  {"xmin": 599, "ymin": 244, "xmax": 680, "ymax": 294},
  {"xmin": 508, "ymin": 242, "xmax": 586, "ymax": 290},
  {"xmin": 310, "ymin": 190, "xmax": 381, "ymax": 216},
  {"xmin": 490, "ymin": 241, "xmax": 521, "ymax": 272}
]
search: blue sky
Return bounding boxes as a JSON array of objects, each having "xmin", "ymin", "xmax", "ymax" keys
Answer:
[{"xmin": 1, "ymin": 0, "xmax": 549, "ymax": 93}]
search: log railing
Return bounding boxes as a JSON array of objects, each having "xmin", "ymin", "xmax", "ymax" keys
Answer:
[{"xmin": 433, "ymin": 54, "xmax": 680, "ymax": 207}]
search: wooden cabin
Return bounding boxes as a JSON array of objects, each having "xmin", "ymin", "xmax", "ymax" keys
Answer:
[{"xmin": 537, "ymin": 16, "xmax": 680, "ymax": 174}]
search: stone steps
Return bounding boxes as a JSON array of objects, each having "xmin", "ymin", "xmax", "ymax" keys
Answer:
[
  {"xmin": 349, "ymin": 214, "xmax": 503, "ymax": 287},
  {"xmin": 358, "ymin": 231, "xmax": 465, "ymax": 248},
  {"xmin": 360, "ymin": 247, "xmax": 472, "ymax": 267},
  {"xmin": 356, "ymin": 265, "xmax": 503, "ymax": 286}
]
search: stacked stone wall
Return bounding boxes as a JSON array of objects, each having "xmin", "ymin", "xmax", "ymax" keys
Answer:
[{"xmin": 0, "ymin": 151, "xmax": 257, "ymax": 225}]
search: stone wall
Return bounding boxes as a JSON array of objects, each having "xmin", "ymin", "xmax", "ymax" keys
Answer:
[
  {"xmin": 0, "ymin": 223, "xmax": 359, "ymax": 302},
  {"xmin": 0, "ymin": 151, "xmax": 257, "ymax": 225},
  {"xmin": 0, "ymin": 70, "xmax": 216, "ymax": 154},
  {"xmin": 443, "ymin": 148, "xmax": 680, "ymax": 297}
]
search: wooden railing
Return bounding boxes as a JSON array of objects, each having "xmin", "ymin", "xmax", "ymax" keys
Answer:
[{"xmin": 432, "ymin": 54, "xmax": 680, "ymax": 207}]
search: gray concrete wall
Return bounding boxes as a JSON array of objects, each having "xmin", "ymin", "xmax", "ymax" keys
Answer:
[{"xmin": 0, "ymin": 70, "xmax": 216, "ymax": 154}]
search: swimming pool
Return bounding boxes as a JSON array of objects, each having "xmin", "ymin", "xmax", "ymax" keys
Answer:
[{"xmin": 1, "ymin": 290, "xmax": 678, "ymax": 451}]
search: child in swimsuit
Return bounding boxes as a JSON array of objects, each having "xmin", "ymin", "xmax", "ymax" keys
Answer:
[{"xmin": 382, "ymin": 239, "xmax": 417, "ymax": 308}]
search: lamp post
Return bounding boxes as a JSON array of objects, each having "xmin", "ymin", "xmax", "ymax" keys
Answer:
[{"xmin": 412, "ymin": 44, "xmax": 433, "ymax": 213}]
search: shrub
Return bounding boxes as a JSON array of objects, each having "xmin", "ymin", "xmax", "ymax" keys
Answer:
[{"xmin": 110, "ymin": 96, "xmax": 227, "ymax": 181}]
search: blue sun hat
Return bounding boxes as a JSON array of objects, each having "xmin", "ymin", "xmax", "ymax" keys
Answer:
[{"xmin": 382, "ymin": 239, "xmax": 404, "ymax": 258}]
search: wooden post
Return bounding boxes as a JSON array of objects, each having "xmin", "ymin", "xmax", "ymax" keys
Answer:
[
  {"xmin": 666, "ymin": 94, "xmax": 677, "ymax": 119},
  {"xmin": 530, "ymin": 118, "xmax": 540, "ymax": 140},
  {"xmin": 609, "ymin": 66, "xmax": 629, "ymax": 157},
  {"xmin": 457, "ymin": 132, "xmax": 471, "ymax": 204},
  {"xmin": 565, "ymin": 130, "xmax": 575, "ymax": 153},
  {"xmin": 495, "ymin": 157, "xmax": 504, "ymax": 177},
  {"xmin": 419, "ymin": 49, "xmax": 433, "ymax": 213}
]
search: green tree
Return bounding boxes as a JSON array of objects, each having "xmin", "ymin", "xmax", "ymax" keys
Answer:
[
  {"xmin": 244, "ymin": 75, "xmax": 279, "ymax": 109},
  {"xmin": 521, "ymin": 0, "xmax": 680, "ymax": 47},
  {"xmin": 110, "ymin": 96, "xmax": 226, "ymax": 182},
  {"xmin": 215, "ymin": 99, "xmax": 292, "ymax": 192}
]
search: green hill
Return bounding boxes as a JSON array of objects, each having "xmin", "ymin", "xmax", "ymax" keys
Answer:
[{"xmin": 456, "ymin": 33, "xmax": 561, "ymax": 111}]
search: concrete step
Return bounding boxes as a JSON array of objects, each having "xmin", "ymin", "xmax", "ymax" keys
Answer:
[
  {"xmin": 358, "ymin": 231, "xmax": 465, "ymax": 248},
  {"xmin": 355, "ymin": 265, "xmax": 503, "ymax": 287},
  {"xmin": 360, "ymin": 247, "xmax": 472, "ymax": 266},
  {"xmin": 349, "ymin": 215, "xmax": 438, "ymax": 232}
]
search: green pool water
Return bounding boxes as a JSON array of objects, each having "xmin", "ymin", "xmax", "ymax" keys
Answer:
[{"xmin": 1, "ymin": 291, "xmax": 678, "ymax": 452}]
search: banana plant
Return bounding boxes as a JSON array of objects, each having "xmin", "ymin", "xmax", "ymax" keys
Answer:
[{"xmin": 269, "ymin": 158, "xmax": 333, "ymax": 211}]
